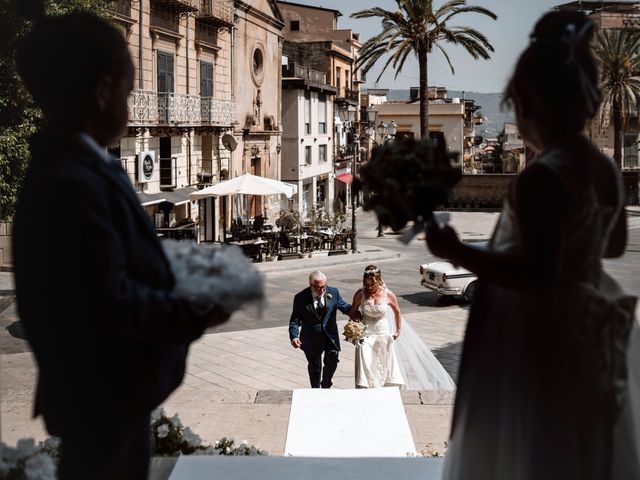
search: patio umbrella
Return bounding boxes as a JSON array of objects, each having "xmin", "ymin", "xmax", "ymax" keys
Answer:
[
  {"xmin": 190, "ymin": 173, "xmax": 295, "ymax": 199},
  {"xmin": 190, "ymin": 173, "xmax": 296, "ymax": 238}
]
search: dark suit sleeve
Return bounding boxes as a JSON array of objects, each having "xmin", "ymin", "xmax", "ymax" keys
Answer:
[
  {"xmin": 61, "ymin": 179, "xmax": 207, "ymax": 345},
  {"xmin": 334, "ymin": 290, "xmax": 351, "ymax": 315},
  {"xmin": 289, "ymin": 294, "xmax": 302, "ymax": 341}
]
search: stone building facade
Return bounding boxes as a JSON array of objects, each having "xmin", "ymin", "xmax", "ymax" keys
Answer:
[
  {"xmin": 277, "ymin": 1, "xmax": 362, "ymax": 218},
  {"xmin": 112, "ymin": 0, "xmax": 235, "ymax": 241}
]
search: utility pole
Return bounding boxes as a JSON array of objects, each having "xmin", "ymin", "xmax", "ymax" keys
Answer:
[{"xmin": 351, "ymin": 136, "xmax": 358, "ymax": 253}]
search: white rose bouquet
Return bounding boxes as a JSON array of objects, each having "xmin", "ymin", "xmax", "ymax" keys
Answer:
[{"xmin": 162, "ymin": 241, "xmax": 265, "ymax": 315}]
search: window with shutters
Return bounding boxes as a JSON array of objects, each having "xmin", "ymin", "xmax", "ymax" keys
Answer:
[
  {"xmin": 304, "ymin": 91, "xmax": 311, "ymax": 134},
  {"xmin": 319, "ymin": 144, "xmax": 327, "ymax": 163},
  {"xmin": 200, "ymin": 61, "xmax": 214, "ymax": 97},
  {"xmin": 305, "ymin": 146, "xmax": 311, "ymax": 165},
  {"xmin": 318, "ymin": 93, "xmax": 327, "ymax": 134},
  {"xmin": 157, "ymin": 51, "xmax": 175, "ymax": 93}
]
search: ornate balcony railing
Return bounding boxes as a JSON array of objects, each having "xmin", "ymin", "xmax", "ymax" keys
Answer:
[
  {"xmin": 198, "ymin": 0, "xmax": 233, "ymax": 26},
  {"xmin": 195, "ymin": 22, "xmax": 218, "ymax": 44},
  {"xmin": 111, "ymin": 0, "xmax": 132, "ymax": 17},
  {"xmin": 128, "ymin": 90, "xmax": 234, "ymax": 126},
  {"xmin": 337, "ymin": 88, "xmax": 359, "ymax": 104},
  {"xmin": 282, "ymin": 63, "xmax": 327, "ymax": 84},
  {"xmin": 150, "ymin": 0, "xmax": 198, "ymax": 13},
  {"xmin": 200, "ymin": 97, "xmax": 235, "ymax": 125},
  {"xmin": 150, "ymin": 7, "xmax": 180, "ymax": 32}
]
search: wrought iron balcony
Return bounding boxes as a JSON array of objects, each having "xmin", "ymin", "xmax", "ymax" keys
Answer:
[
  {"xmin": 128, "ymin": 91, "xmax": 234, "ymax": 126},
  {"xmin": 150, "ymin": 0, "xmax": 198, "ymax": 13},
  {"xmin": 111, "ymin": 0, "xmax": 132, "ymax": 17},
  {"xmin": 200, "ymin": 97, "xmax": 235, "ymax": 124},
  {"xmin": 337, "ymin": 88, "xmax": 359, "ymax": 105},
  {"xmin": 150, "ymin": 7, "xmax": 180, "ymax": 32},
  {"xmin": 282, "ymin": 63, "xmax": 327, "ymax": 84},
  {"xmin": 197, "ymin": 0, "xmax": 233, "ymax": 27},
  {"xmin": 195, "ymin": 22, "xmax": 218, "ymax": 45}
]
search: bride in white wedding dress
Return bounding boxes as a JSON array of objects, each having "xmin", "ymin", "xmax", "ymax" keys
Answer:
[{"xmin": 349, "ymin": 265, "xmax": 455, "ymax": 390}]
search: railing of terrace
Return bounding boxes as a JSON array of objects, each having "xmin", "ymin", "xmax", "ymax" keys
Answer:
[{"xmin": 128, "ymin": 91, "xmax": 234, "ymax": 126}]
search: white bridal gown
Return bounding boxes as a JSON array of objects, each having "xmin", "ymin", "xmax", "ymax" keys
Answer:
[{"xmin": 355, "ymin": 288, "xmax": 456, "ymax": 390}]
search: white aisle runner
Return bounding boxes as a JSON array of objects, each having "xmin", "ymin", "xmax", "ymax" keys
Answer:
[{"xmin": 284, "ymin": 387, "xmax": 417, "ymax": 457}]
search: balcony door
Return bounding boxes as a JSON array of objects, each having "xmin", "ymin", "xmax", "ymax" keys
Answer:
[
  {"xmin": 160, "ymin": 137, "xmax": 173, "ymax": 188},
  {"xmin": 200, "ymin": 61, "xmax": 214, "ymax": 97},
  {"xmin": 157, "ymin": 51, "xmax": 174, "ymax": 123},
  {"xmin": 157, "ymin": 51, "xmax": 175, "ymax": 93},
  {"xmin": 200, "ymin": 61, "xmax": 214, "ymax": 123}
]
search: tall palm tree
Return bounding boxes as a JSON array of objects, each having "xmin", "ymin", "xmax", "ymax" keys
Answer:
[
  {"xmin": 352, "ymin": 0, "xmax": 496, "ymax": 138},
  {"xmin": 592, "ymin": 28, "xmax": 640, "ymax": 169}
]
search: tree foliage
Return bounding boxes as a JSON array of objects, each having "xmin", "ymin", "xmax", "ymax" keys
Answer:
[
  {"xmin": 592, "ymin": 28, "xmax": 640, "ymax": 169},
  {"xmin": 352, "ymin": 0, "xmax": 496, "ymax": 138},
  {"xmin": 0, "ymin": 0, "xmax": 112, "ymax": 221}
]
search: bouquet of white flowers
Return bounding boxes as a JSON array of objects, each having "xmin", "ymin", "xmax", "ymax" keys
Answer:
[
  {"xmin": 162, "ymin": 241, "xmax": 265, "ymax": 315},
  {"xmin": 355, "ymin": 135, "xmax": 460, "ymax": 243},
  {"xmin": 343, "ymin": 319, "xmax": 366, "ymax": 345},
  {"xmin": 0, "ymin": 438, "xmax": 60, "ymax": 480},
  {"xmin": 150, "ymin": 408, "xmax": 268, "ymax": 456}
]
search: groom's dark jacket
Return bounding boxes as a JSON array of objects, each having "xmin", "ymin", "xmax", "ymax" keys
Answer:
[
  {"xmin": 289, "ymin": 286, "xmax": 350, "ymax": 354},
  {"xmin": 13, "ymin": 132, "xmax": 209, "ymax": 435}
]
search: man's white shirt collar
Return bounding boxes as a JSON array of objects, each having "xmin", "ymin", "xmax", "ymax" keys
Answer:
[{"xmin": 78, "ymin": 133, "xmax": 112, "ymax": 164}]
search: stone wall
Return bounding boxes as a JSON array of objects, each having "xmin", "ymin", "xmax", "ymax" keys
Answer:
[
  {"xmin": 444, "ymin": 174, "xmax": 515, "ymax": 210},
  {"xmin": 0, "ymin": 223, "xmax": 12, "ymax": 268}
]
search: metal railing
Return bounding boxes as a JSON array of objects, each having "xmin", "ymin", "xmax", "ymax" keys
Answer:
[
  {"xmin": 111, "ymin": 0, "xmax": 131, "ymax": 17},
  {"xmin": 195, "ymin": 23, "xmax": 218, "ymax": 44},
  {"xmin": 337, "ymin": 88, "xmax": 359, "ymax": 104},
  {"xmin": 151, "ymin": 0, "xmax": 199, "ymax": 11},
  {"xmin": 199, "ymin": 0, "xmax": 233, "ymax": 25},
  {"xmin": 200, "ymin": 97, "xmax": 235, "ymax": 124},
  {"xmin": 150, "ymin": 7, "xmax": 180, "ymax": 32},
  {"xmin": 282, "ymin": 63, "xmax": 327, "ymax": 84},
  {"xmin": 128, "ymin": 90, "xmax": 234, "ymax": 126}
]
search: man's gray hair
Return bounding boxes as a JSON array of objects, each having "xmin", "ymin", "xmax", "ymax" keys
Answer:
[{"xmin": 309, "ymin": 271, "xmax": 326, "ymax": 284}]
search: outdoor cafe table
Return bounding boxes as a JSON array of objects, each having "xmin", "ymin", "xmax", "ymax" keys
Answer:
[
  {"xmin": 156, "ymin": 222, "xmax": 197, "ymax": 240},
  {"xmin": 228, "ymin": 238, "xmax": 267, "ymax": 262}
]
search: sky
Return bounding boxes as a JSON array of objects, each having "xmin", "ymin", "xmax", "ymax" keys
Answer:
[{"xmin": 286, "ymin": 0, "xmax": 564, "ymax": 93}]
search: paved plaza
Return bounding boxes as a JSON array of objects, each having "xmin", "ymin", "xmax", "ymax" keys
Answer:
[{"xmin": 2, "ymin": 208, "xmax": 640, "ymax": 462}]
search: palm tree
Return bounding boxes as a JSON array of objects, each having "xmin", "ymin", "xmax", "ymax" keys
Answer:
[
  {"xmin": 352, "ymin": 0, "xmax": 496, "ymax": 138},
  {"xmin": 592, "ymin": 28, "xmax": 640, "ymax": 169}
]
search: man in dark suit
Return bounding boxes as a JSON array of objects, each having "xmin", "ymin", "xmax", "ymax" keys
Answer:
[
  {"xmin": 13, "ymin": 11, "xmax": 228, "ymax": 479},
  {"xmin": 289, "ymin": 271, "xmax": 351, "ymax": 388}
]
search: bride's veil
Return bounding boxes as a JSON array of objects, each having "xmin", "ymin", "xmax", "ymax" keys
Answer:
[{"xmin": 384, "ymin": 307, "xmax": 456, "ymax": 390}]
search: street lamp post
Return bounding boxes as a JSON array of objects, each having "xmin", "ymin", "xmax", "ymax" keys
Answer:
[{"xmin": 338, "ymin": 105, "xmax": 359, "ymax": 253}]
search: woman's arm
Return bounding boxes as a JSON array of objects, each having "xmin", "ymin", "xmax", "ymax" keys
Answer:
[
  {"xmin": 387, "ymin": 290, "xmax": 402, "ymax": 339},
  {"xmin": 349, "ymin": 290, "xmax": 362, "ymax": 320},
  {"xmin": 603, "ymin": 208, "xmax": 627, "ymax": 258}
]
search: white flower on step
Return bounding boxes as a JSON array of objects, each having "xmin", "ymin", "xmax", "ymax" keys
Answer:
[
  {"xmin": 170, "ymin": 414, "xmax": 183, "ymax": 429},
  {"xmin": 24, "ymin": 452, "xmax": 57, "ymax": 480},
  {"xmin": 151, "ymin": 407, "xmax": 166, "ymax": 423},
  {"xmin": 157, "ymin": 424, "xmax": 169, "ymax": 439}
]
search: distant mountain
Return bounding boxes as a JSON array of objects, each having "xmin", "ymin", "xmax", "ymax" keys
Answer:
[{"xmin": 383, "ymin": 89, "xmax": 514, "ymax": 139}]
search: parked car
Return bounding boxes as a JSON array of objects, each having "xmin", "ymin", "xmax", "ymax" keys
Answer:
[{"xmin": 419, "ymin": 242, "xmax": 486, "ymax": 302}]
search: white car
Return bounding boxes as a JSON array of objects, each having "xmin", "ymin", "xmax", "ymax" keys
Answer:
[{"xmin": 419, "ymin": 242, "xmax": 485, "ymax": 302}]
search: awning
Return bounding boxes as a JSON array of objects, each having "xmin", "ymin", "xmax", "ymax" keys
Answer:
[
  {"xmin": 335, "ymin": 173, "xmax": 353, "ymax": 184},
  {"xmin": 138, "ymin": 186, "xmax": 199, "ymax": 207}
]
